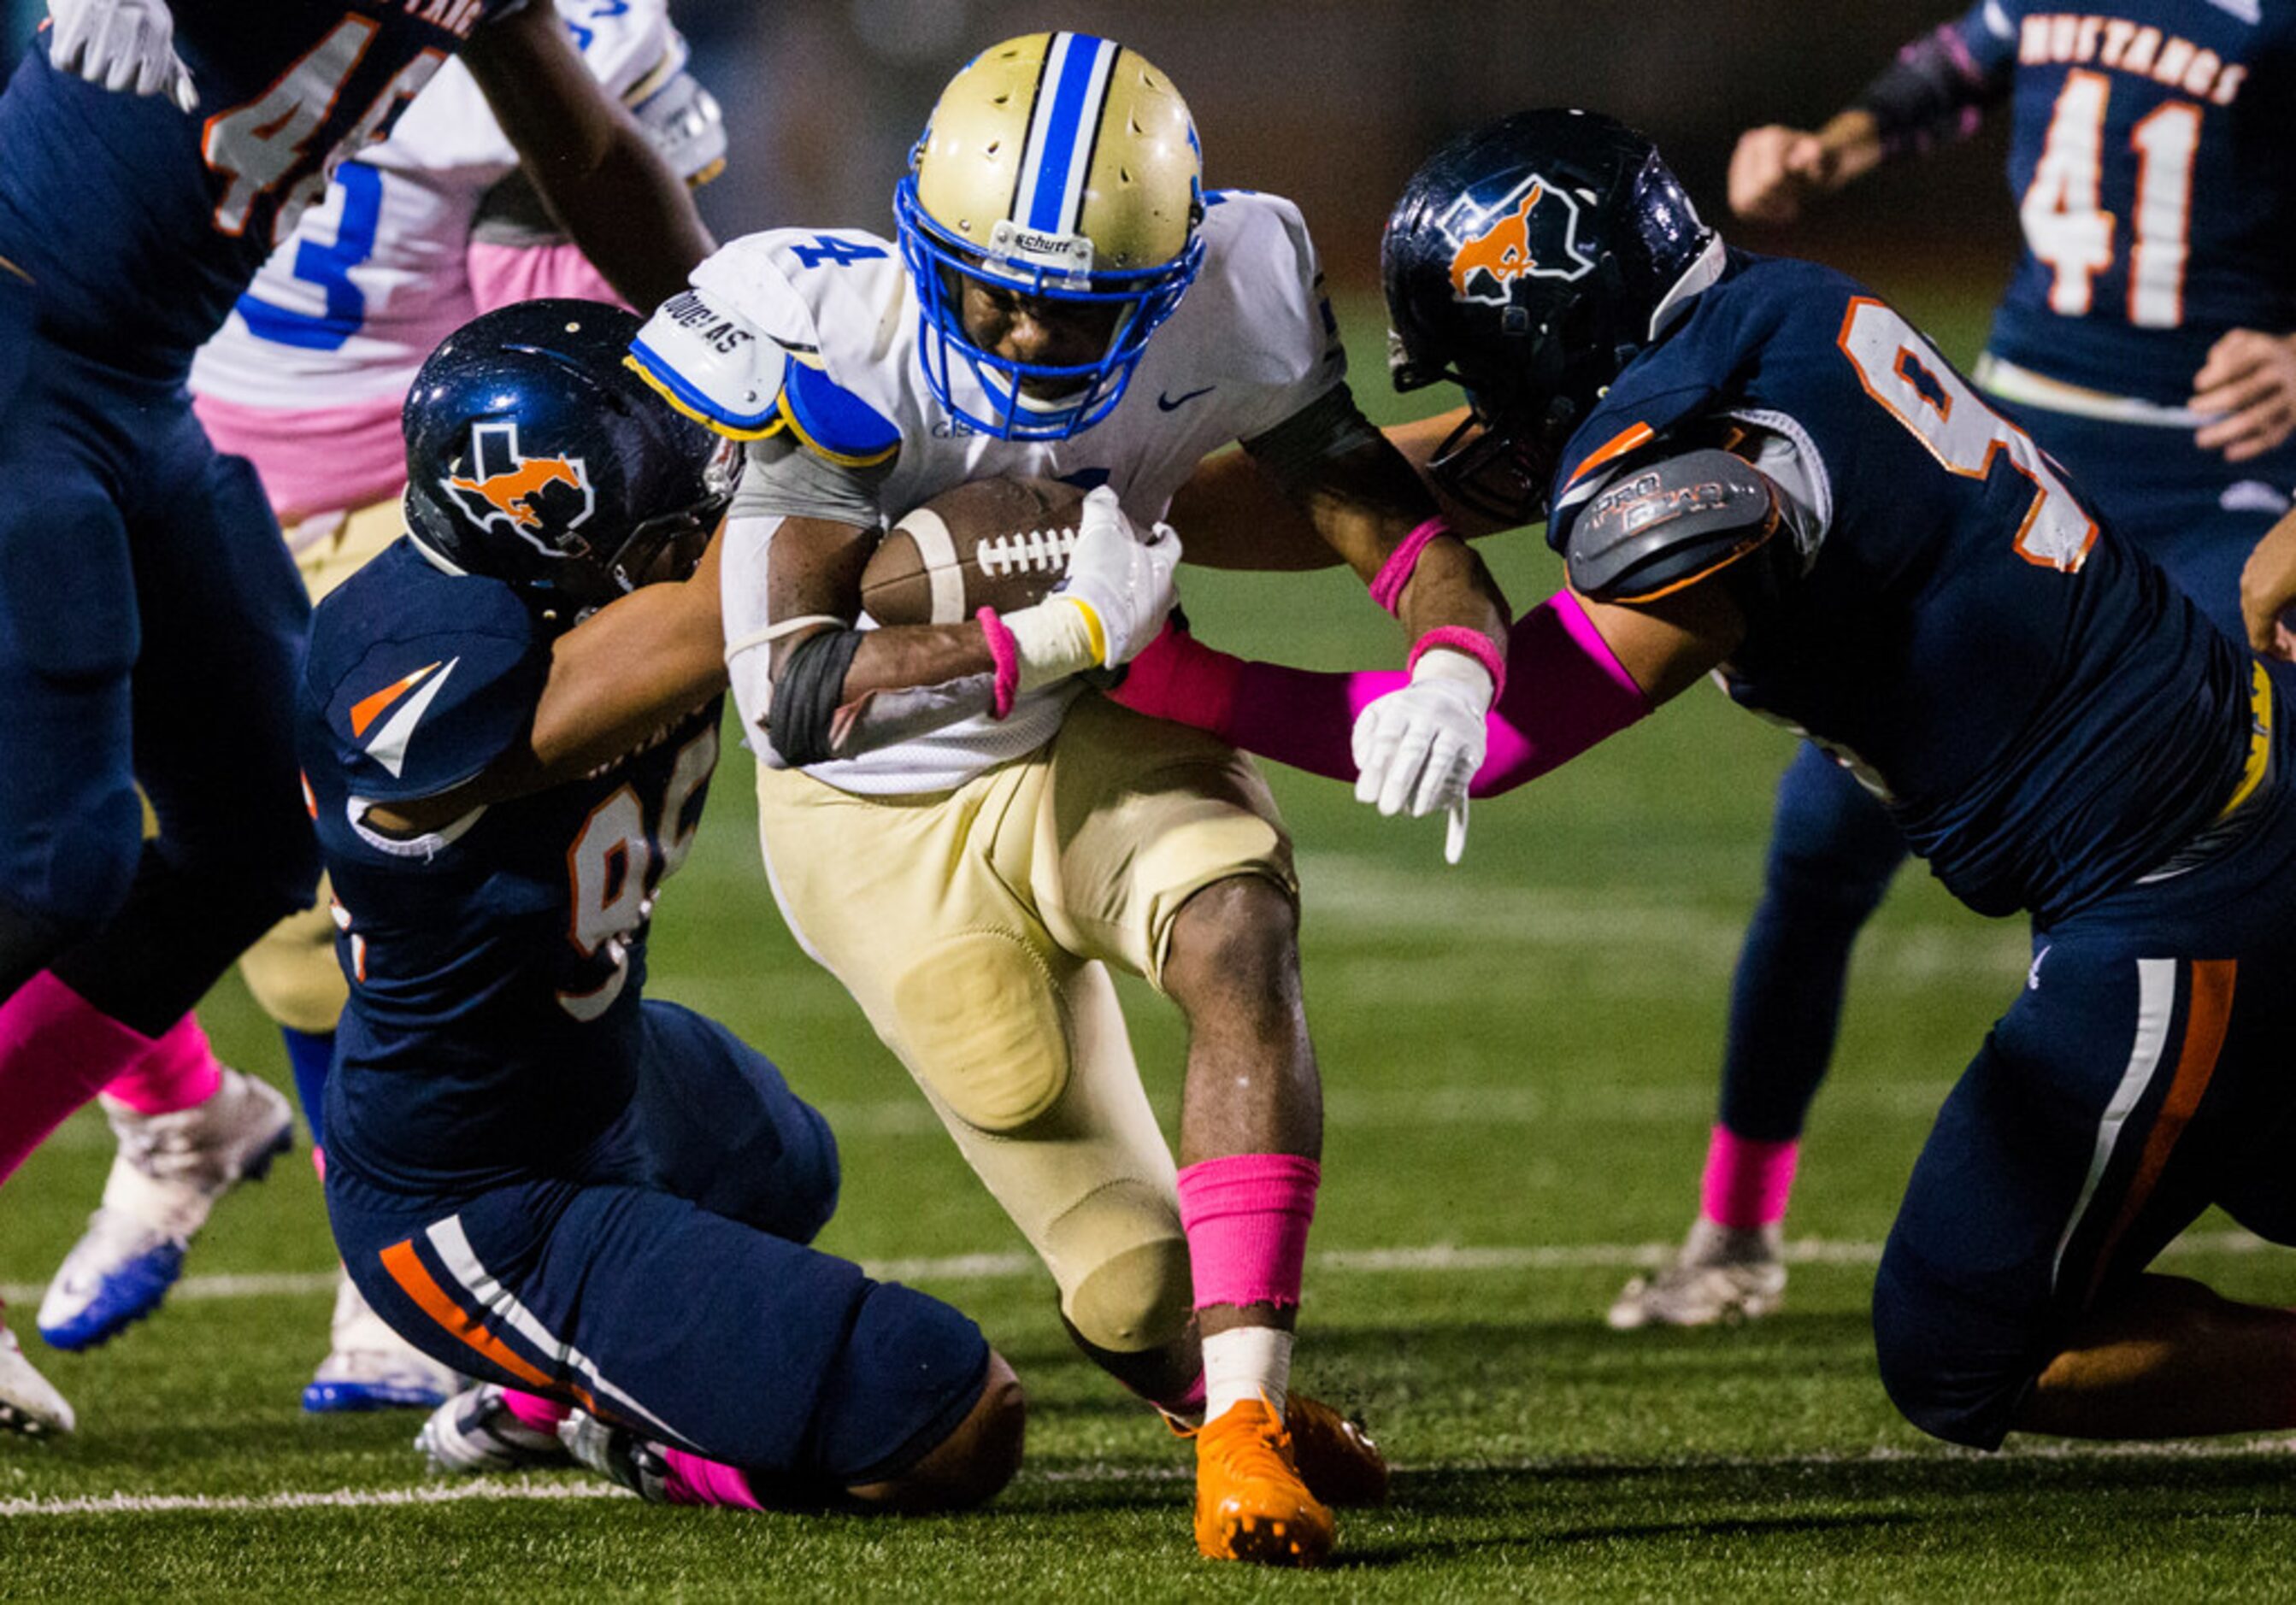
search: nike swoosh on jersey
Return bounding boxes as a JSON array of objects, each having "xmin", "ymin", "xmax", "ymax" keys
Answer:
[
  {"xmin": 1157, "ymin": 385, "xmax": 1216, "ymax": 412},
  {"xmin": 362, "ymin": 657, "xmax": 461, "ymax": 779}
]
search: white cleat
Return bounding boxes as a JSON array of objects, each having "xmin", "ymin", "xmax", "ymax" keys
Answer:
[
  {"xmin": 0, "ymin": 1307, "xmax": 74, "ymax": 1437},
  {"xmin": 38, "ymin": 1067, "xmax": 294, "ymax": 1351},
  {"xmin": 417, "ymin": 1383, "xmax": 570, "ymax": 1474},
  {"xmin": 305, "ymin": 1268, "xmax": 463, "ymax": 1414},
  {"xmin": 1607, "ymin": 1218, "xmax": 1787, "ymax": 1331}
]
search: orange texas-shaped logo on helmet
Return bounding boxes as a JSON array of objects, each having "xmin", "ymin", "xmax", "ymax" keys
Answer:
[
  {"xmin": 444, "ymin": 420, "xmax": 596, "ymax": 553},
  {"xmin": 1444, "ymin": 173, "xmax": 1597, "ymax": 305}
]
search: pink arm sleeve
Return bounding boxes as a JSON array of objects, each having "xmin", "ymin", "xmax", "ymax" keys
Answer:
[
  {"xmin": 465, "ymin": 241, "xmax": 630, "ymax": 316},
  {"xmin": 1110, "ymin": 590, "xmax": 1652, "ymax": 797}
]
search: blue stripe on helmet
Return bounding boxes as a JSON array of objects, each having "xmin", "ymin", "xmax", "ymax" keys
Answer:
[{"xmin": 1026, "ymin": 33, "xmax": 1107, "ymax": 232}]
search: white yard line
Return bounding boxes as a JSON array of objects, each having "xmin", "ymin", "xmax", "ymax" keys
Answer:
[
  {"xmin": 0, "ymin": 1480, "xmax": 631, "ymax": 1517},
  {"xmin": 10, "ymin": 1435, "xmax": 2296, "ymax": 1519},
  {"xmin": 4, "ymin": 1229, "xmax": 2276, "ymax": 1308}
]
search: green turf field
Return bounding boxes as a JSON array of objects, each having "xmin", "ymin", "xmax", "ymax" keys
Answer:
[{"xmin": 8, "ymin": 288, "xmax": 2295, "ymax": 1600}]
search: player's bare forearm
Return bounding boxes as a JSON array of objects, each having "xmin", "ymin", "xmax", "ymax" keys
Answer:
[
  {"xmin": 2240, "ymin": 504, "xmax": 2296, "ymax": 660},
  {"xmin": 1172, "ymin": 413, "xmax": 1509, "ymax": 572},
  {"xmin": 1811, "ymin": 109, "xmax": 1886, "ymax": 187},
  {"xmin": 845, "ymin": 623, "xmax": 998, "ymax": 698},
  {"xmin": 1574, "ymin": 577, "xmax": 1743, "ymax": 703},
  {"xmin": 525, "ymin": 536, "xmax": 729, "ymax": 778},
  {"xmin": 764, "ymin": 514, "xmax": 997, "ymax": 697},
  {"xmin": 1298, "ymin": 434, "xmax": 1511, "ymax": 654},
  {"xmin": 366, "ymin": 536, "xmax": 728, "ymax": 836},
  {"xmin": 464, "ymin": 4, "xmax": 714, "ymax": 309}
]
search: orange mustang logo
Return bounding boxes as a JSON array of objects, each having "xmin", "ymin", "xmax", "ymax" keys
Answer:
[
  {"xmin": 1444, "ymin": 174, "xmax": 1596, "ymax": 305},
  {"xmin": 442, "ymin": 420, "xmax": 596, "ymax": 550},
  {"xmin": 450, "ymin": 456, "xmax": 583, "ymax": 529}
]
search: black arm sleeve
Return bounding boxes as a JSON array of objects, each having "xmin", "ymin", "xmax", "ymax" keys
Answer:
[
  {"xmin": 767, "ymin": 626, "xmax": 867, "ymax": 767},
  {"xmin": 1852, "ymin": 23, "xmax": 2010, "ymax": 161}
]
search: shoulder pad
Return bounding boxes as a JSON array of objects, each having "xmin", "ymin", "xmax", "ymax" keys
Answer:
[
  {"xmin": 308, "ymin": 562, "xmax": 546, "ymax": 802},
  {"xmin": 627, "ymin": 285, "xmax": 790, "ymax": 439},
  {"xmin": 1565, "ymin": 448, "xmax": 1781, "ymax": 603},
  {"xmin": 776, "ymin": 358, "xmax": 900, "ymax": 468}
]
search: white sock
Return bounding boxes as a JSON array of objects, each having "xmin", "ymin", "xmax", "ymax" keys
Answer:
[{"xmin": 1201, "ymin": 1326, "xmax": 1293, "ymax": 1422}]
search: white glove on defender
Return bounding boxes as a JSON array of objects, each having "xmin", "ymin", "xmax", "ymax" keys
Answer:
[
  {"xmin": 1006, "ymin": 485, "xmax": 1181, "ymax": 691},
  {"xmin": 47, "ymin": 0, "xmax": 197, "ymax": 110},
  {"xmin": 1352, "ymin": 648, "xmax": 1492, "ymax": 864}
]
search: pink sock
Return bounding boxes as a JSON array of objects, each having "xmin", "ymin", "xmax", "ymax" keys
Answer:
[
  {"xmin": 501, "ymin": 1389, "xmax": 571, "ymax": 1435},
  {"xmin": 660, "ymin": 1447, "xmax": 767, "ymax": 1511},
  {"xmin": 1700, "ymin": 1126, "xmax": 1799, "ymax": 1230},
  {"xmin": 1174, "ymin": 1153, "xmax": 1321, "ymax": 1310},
  {"xmin": 102, "ymin": 1012, "xmax": 222, "ymax": 1115},
  {"xmin": 0, "ymin": 973, "xmax": 168, "ymax": 1185}
]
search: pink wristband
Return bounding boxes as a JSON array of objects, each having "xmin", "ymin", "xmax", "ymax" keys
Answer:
[
  {"xmin": 976, "ymin": 607, "xmax": 1018, "ymax": 720},
  {"xmin": 1368, "ymin": 517, "xmax": 1456, "ymax": 615},
  {"xmin": 1408, "ymin": 625, "xmax": 1505, "ymax": 703}
]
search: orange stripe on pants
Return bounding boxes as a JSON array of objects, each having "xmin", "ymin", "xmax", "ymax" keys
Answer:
[
  {"xmin": 2082, "ymin": 959, "xmax": 2235, "ymax": 1304},
  {"xmin": 378, "ymin": 1237, "xmax": 601, "ymax": 1414}
]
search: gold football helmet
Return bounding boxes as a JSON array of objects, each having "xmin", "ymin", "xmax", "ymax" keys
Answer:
[{"xmin": 895, "ymin": 32, "xmax": 1205, "ymax": 439}]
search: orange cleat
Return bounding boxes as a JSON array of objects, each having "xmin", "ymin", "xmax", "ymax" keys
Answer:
[
  {"xmin": 1192, "ymin": 1397, "xmax": 1335, "ymax": 1567},
  {"xmin": 1285, "ymin": 1393, "xmax": 1389, "ymax": 1507}
]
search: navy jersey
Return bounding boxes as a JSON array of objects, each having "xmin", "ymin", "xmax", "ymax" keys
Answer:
[
  {"xmin": 0, "ymin": 0, "xmax": 516, "ymax": 373},
  {"xmin": 297, "ymin": 539, "xmax": 719, "ymax": 1189},
  {"xmin": 1547, "ymin": 252, "xmax": 2256, "ymax": 922},
  {"xmin": 1945, "ymin": 0, "xmax": 2296, "ymax": 401}
]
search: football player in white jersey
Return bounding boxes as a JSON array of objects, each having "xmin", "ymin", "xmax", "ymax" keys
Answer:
[
  {"xmin": 627, "ymin": 32, "xmax": 1511, "ymax": 1567},
  {"xmin": 29, "ymin": 0, "xmax": 727, "ymax": 1419}
]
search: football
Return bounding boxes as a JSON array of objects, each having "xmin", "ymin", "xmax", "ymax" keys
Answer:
[{"xmin": 861, "ymin": 476, "xmax": 1089, "ymax": 626}]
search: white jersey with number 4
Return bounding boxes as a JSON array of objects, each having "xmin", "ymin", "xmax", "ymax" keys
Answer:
[{"xmin": 644, "ymin": 190, "xmax": 1347, "ymax": 796}]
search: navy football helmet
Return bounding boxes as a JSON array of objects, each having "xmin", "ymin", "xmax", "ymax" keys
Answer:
[
  {"xmin": 1382, "ymin": 110, "xmax": 1722, "ymax": 523},
  {"xmin": 403, "ymin": 300, "xmax": 739, "ymax": 611}
]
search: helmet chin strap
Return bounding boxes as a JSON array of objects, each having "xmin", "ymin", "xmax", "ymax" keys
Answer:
[{"xmin": 1647, "ymin": 232, "xmax": 1727, "ymax": 343}]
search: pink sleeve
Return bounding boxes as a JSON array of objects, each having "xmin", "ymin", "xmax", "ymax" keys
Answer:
[
  {"xmin": 465, "ymin": 241, "xmax": 630, "ymax": 316},
  {"xmin": 1110, "ymin": 591, "xmax": 1652, "ymax": 797}
]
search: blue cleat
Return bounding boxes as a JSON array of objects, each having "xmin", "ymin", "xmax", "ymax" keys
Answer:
[
  {"xmin": 38, "ymin": 1068, "xmax": 294, "ymax": 1351},
  {"xmin": 305, "ymin": 1269, "xmax": 462, "ymax": 1414}
]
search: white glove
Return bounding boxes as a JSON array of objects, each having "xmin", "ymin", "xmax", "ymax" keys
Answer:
[
  {"xmin": 47, "ymin": 0, "xmax": 197, "ymax": 110},
  {"xmin": 1352, "ymin": 647, "xmax": 1492, "ymax": 863},
  {"xmin": 1005, "ymin": 486, "xmax": 1181, "ymax": 690}
]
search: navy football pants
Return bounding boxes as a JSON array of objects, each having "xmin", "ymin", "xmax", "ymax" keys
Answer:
[
  {"xmin": 0, "ymin": 275, "xmax": 316, "ymax": 1026},
  {"xmin": 329, "ymin": 1001, "xmax": 989, "ymax": 1487},
  {"xmin": 1875, "ymin": 699, "xmax": 2296, "ymax": 1447}
]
